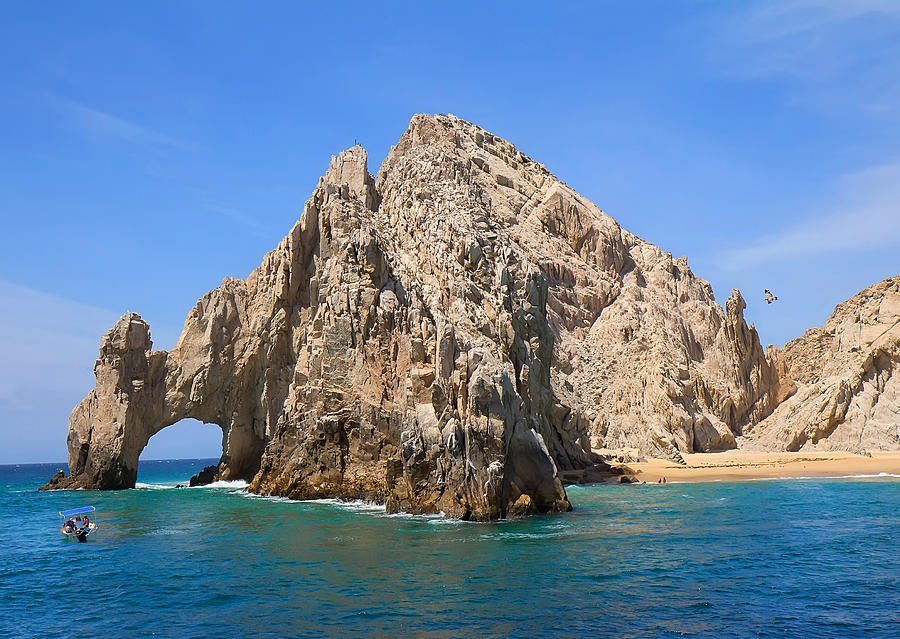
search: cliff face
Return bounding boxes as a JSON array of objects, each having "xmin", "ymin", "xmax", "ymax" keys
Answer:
[
  {"xmin": 408, "ymin": 118, "xmax": 782, "ymax": 460},
  {"xmin": 43, "ymin": 121, "xmax": 583, "ymax": 520},
  {"xmin": 47, "ymin": 113, "xmax": 863, "ymax": 516},
  {"xmin": 741, "ymin": 277, "xmax": 900, "ymax": 452}
]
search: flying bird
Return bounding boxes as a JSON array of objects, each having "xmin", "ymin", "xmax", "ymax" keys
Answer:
[{"xmin": 764, "ymin": 289, "xmax": 777, "ymax": 304}]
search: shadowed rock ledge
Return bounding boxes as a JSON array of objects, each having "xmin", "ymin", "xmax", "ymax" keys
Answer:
[{"xmin": 42, "ymin": 114, "xmax": 895, "ymax": 517}]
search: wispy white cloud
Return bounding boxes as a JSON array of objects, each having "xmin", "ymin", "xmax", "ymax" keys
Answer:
[
  {"xmin": 0, "ymin": 281, "xmax": 118, "ymax": 462},
  {"xmin": 742, "ymin": 0, "xmax": 900, "ymax": 40},
  {"xmin": 723, "ymin": 161, "xmax": 900, "ymax": 269},
  {"xmin": 52, "ymin": 96, "xmax": 191, "ymax": 149},
  {"xmin": 707, "ymin": 0, "xmax": 900, "ymax": 112},
  {"xmin": 700, "ymin": 3, "xmax": 900, "ymax": 271},
  {"xmin": 0, "ymin": 281, "xmax": 118, "ymax": 411}
]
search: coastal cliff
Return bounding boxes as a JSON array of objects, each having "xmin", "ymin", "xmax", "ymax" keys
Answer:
[
  {"xmin": 741, "ymin": 277, "xmax": 900, "ymax": 452},
  {"xmin": 42, "ymin": 114, "xmax": 898, "ymax": 516}
]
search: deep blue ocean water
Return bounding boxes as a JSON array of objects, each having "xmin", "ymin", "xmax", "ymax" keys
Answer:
[{"xmin": 1, "ymin": 460, "xmax": 898, "ymax": 639}]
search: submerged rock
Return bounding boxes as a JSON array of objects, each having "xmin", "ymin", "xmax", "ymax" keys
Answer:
[{"xmin": 189, "ymin": 465, "xmax": 220, "ymax": 487}]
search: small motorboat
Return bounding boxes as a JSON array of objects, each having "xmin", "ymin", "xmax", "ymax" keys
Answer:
[{"xmin": 59, "ymin": 506, "xmax": 97, "ymax": 542}]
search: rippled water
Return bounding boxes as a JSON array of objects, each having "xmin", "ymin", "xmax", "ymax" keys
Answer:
[{"xmin": 2, "ymin": 460, "xmax": 898, "ymax": 638}]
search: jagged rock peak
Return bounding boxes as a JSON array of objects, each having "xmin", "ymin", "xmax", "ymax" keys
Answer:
[
  {"xmin": 374, "ymin": 115, "xmax": 783, "ymax": 460},
  {"xmin": 41, "ymin": 311, "xmax": 170, "ymax": 491},
  {"xmin": 323, "ymin": 145, "xmax": 378, "ymax": 211},
  {"xmin": 44, "ymin": 114, "xmax": 591, "ymax": 518}
]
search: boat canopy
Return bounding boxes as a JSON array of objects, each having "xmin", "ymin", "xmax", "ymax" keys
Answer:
[{"xmin": 59, "ymin": 506, "xmax": 96, "ymax": 517}]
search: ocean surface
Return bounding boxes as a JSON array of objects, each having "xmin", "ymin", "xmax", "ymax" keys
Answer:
[{"xmin": 1, "ymin": 460, "xmax": 898, "ymax": 638}]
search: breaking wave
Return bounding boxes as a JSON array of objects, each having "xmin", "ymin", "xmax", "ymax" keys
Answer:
[{"xmin": 134, "ymin": 479, "xmax": 249, "ymax": 491}]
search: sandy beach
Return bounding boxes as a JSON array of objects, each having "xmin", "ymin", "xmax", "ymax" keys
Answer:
[{"xmin": 600, "ymin": 450, "xmax": 900, "ymax": 484}]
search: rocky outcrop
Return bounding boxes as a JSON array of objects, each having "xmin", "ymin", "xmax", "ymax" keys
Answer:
[
  {"xmin": 189, "ymin": 465, "xmax": 220, "ymax": 487},
  {"xmin": 741, "ymin": 277, "xmax": 900, "ymax": 452},
  {"xmin": 42, "ymin": 129, "xmax": 585, "ymax": 519},
  {"xmin": 44, "ymin": 113, "xmax": 809, "ymax": 514},
  {"xmin": 42, "ymin": 313, "xmax": 173, "ymax": 490}
]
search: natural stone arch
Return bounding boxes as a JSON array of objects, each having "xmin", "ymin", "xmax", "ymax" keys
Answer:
[
  {"xmin": 41, "ymin": 140, "xmax": 579, "ymax": 521},
  {"xmin": 56, "ymin": 311, "xmax": 268, "ymax": 489}
]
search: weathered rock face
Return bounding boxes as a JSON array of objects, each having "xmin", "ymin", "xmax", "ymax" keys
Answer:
[
  {"xmin": 413, "ymin": 118, "xmax": 782, "ymax": 459},
  {"xmin": 49, "ymin": 113, "xmax": 867, "ymax": 514},
  {"xmin": 42, "ymin": 313, "xmax": 171, "ymax": 490},
  {"xmin": 741, "ymin": 277, "xmax": 900, "ymax": 452},
  {"xmin": 43, "ymin": 124, "xmax": 587, "ymax": 519}
]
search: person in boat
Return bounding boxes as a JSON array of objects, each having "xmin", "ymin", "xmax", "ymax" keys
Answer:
[
  {"xmin": 80, "ymin": 516, "xmax": 90, "ymax": 531},
  {"xmin": 63, "ymin": 519, "xmax": 75, "ymax": 533}
]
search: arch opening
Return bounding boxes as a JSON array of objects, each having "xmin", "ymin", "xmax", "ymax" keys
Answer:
[
  {"xmin": 133, "ymin": 415, "xmax": 266, "ymax": 486},
  {"xmin": 137, "ymin": 418, "xmax": 225, "ymax": 485}
]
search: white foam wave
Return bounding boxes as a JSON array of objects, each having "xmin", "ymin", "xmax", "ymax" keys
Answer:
[
  {"xmin": 193, "ymin": 479, "xmax": 249, "ymax": 489},
  {"xmin": 134, "ymin": 479, "xmax": 249, "ymax": 491},
  {"xmin": 236, "ymin": 492, "xmax": 556, "ymax": 524},
  {"xmin": 236, "ymin": 493, "xmax": 387, "ymax": 513},
  {"xmin": 304, "ymin": 498, "xmax": 386, "ymax": 513},
  {"xmin": 135, "ymin": 482, "xmax": 178, "ymax": 490},
  {"xmin": 236, "ymin": 493, "xmax": 461, "ymax": 521},
  {"xmin": 383, "ymin": 510, "xmax": 448, "ymax": 522},
  {"xmin": 239, "ymin": 492, "xmax": 300, "ymax": 503}
]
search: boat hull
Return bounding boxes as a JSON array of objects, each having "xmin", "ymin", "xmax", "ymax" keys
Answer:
[{"xmin": 61, "ymin": 522, "xmax": 96, "ymax": 542}]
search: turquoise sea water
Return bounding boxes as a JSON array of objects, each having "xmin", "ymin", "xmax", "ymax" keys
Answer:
[{"xmin": 1, "ymin": 460, "xmax": 899, "ymax": 638}]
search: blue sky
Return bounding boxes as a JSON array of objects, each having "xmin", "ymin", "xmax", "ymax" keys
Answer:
[{"xmin": 2, "ymin": 1, "xmax": 899, "ymax": 464}]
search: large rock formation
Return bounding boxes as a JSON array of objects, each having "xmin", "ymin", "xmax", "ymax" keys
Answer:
[
  {"xmin": 45, "ymin": 113, "xmax": 892, "ymax": 516},
  {"xmin": 43, "ymin": 121, "xmax": 587, "ymax": 520},
  {"xmin": 741, "ymin": 277, "xmax": 900, "ymax": 452}
]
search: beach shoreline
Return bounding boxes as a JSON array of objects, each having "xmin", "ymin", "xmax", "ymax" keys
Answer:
[{"xmin": 605, "ymin": 450, "xmax": 900, "ymax": 484}]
